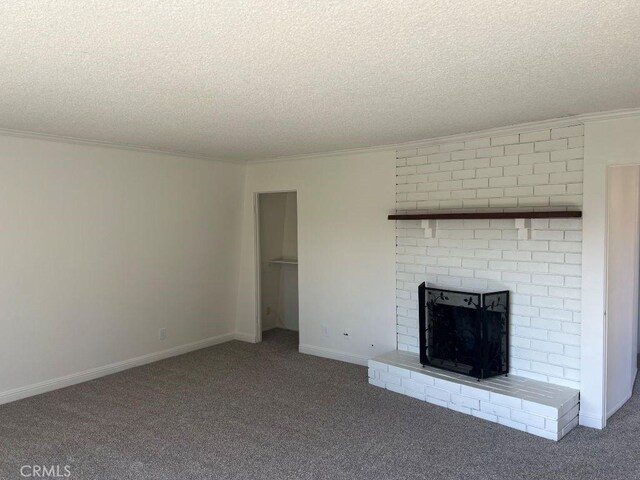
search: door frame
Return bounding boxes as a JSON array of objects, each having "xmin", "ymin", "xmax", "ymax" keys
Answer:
[{"xmin": 254, "ymin": 190, "xmax": 298, "ymax": 343}]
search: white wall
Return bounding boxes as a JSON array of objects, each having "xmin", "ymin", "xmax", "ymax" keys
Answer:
[
  {"xmin": 606, "ymin": 165, "xmax": 640, "ymax": 418},
  {"xmin": 236, "ymin": 151, "xmax": 397, "ymax": 364},
  {"xmin": 0, "ymin": 135, "xmax": 246, "ymax": 401},
  {"xmin": 582, "ymin": 115, "xmax": 640, "ymax": 428}
]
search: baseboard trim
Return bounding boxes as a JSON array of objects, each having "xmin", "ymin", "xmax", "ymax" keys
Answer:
[
  {"xmin": 298, "ymin": 344, "xmax": 370, "ymax": 366},
  {"xmin": 0, "ymin": 332, "xmax": 236, "ymax": 406},
  {"xmin": 233, "ymin": 332, "xmax": 258, "ymax": 343},
  {"xmin": 579, "ymin": 412, "xmax": 605, "ymax": 429}
]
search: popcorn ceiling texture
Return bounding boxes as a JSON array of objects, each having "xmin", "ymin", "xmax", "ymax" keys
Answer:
[
  {"xmin": 0, "ymin": 1, "xmax": 639, "ymax": 159},
  {"xmin": 395, "ymin": 126, "xmax": 584, "ymax": 389}
]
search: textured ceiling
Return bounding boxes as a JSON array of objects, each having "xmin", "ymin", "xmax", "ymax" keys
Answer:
[{"xmin": 1, "ymin": 1, "xmax": 639, "ymax": 161}]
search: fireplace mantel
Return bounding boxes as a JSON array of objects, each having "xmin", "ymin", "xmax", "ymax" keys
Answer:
[{"xmin": 388, "ymin": 211, "xmax": 582, "ymax": 220}]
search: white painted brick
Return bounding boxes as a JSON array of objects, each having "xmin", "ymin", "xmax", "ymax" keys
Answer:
[
  {"xmin": 505, "ymin": 143, "xmax": 535, "ymax": 155},
  {"xmin": 550, "ymin": 148, "xmax": 584, "ymax": 162},
  {"xmin": 451, "ymin": 149, "xmax": 477, "ymax": 161},
  {"xmin": 511, "ymin": 409, "xmax": 546, "ymax": 429},
  {"xmin": 504, "ymin": 186, "xmax": 534, "ymax": 197},
  {"xmin": 462, "ymin": 178, "xmax": 489, "ymax": 189},
  {"xmin": 497, "ymin": 416, "xmax": 528, "ymax": 431},
  {"xmin": 480, "ymin": 401, "xmax": 511, "ymax": 418},
  {"xmin": 417, "ymin": 145, "xmax": 440, "ymax": 156},
  {"xmin": 460, "ymin": 385, "xmax": 491, "ymax": 401},
  {"xmin": 369, "ymin": 378, "xmax": 386, "ymax": 388},
  {"xmin": 476, "ymin": 188, "xmax": 504, "ymax": 198},
  {"xmin": 568, "ymin": 137, "xmax": 584, "ymax": 148},
  {"xmin": 476, "ymin": 146, "xmax": 504, "ymax": 158},
  {"xmin": 534, "ymin": 162, "xmax": 566, "ymax": 174},
  {"xmin": 434, "ymin": 378, "xmax": 461, "ymax": 394},
  {"xmin": 452, "ymin": 169, "xmax": 477, "ymax": 180},
  {"xmin": 520, "ymin": 130, "xmax": 551, "ymax": 142},
  {"xmin": 518, "ymin": 174, "xmax": 550, "ymax": 186},
  {"xmin": 465, "ymin": 137, "xmax": 491, "ymax": 149},
  {"xmin": 426, "ymin": 396, "xmax": 449, "ymax": 408},
  {"xmin": 551, "ymin": 125, "xmax": 584, "ymax": 139},
  {"xmin": 530, "ymin": 339, "xmax": 564, "ymax": 354},
  {"xmin": 535, "ymin": 139, "xmax": 567, "ymax": 152},
  {"xmin": 404, "ymin": 389, "xmax": 427, "ymax": 401},
  {"xmin": 386, "ymin": 383, "xmax": 405, "ymax": 394},
  {"xmin": 476, "ymin": 167, "xmax": 503, "ymax": 178},
  {"xmin": 491, "ymin": 155, "xmax": 519, "ymax": 167},
  {"xmin": 490, "ymin": 392, "xmax": 523, "ymax": 409},
  {"xmin": 549, "ymin": 332, "xmax": 580, "ymax": 346},
  {"xmin": 415, "ymin": 163, "xmax": 440, "ymax": 174},
  {"xmin": 428, "ymin": 152, "xmax": 451, "ymax": 163},
  {"xmin": 379, "ymin": 371, "xmax": 402, "ymax": 385},
  {"xmin": 504, "ymin": 250, "xmax": 532, "ymax": 261},
  {"xmin": 388, "ymin": 365, "xmax": 412, "ymax": 378},
  {"xmin": 550, "ymin": 171, "xmax": 583, "ymax": 184},
  {"xmin": 451, "ymin": 394, "xmax": 481, "ymax": 410},
  {"xmin": 539, "ymin": 308, "xmax": 572, "ymax": 322},
  {"xmin": 532, "ymin": 247, "xmax": 565, "ymax": 262},
  {"xmin": 369, "ymin": 361, "xmax": 389, "ymax": 372},
  {"xmin": 526, "ymin": 426, "xmax": 558, "ymax": 441},
  {"xmin": 402, "ymin": 378, "xmax": 427, "ymax": 393},
  {"xmin": 425, "ymin": 386, "xmax": 452, "ymax": 402},
  {"xmin": 519, "ymin": 152, "xmax": 550, "ymax": 165},
  {"xmin": 489, "ymin": 176, "xmax": 518, "ymax": 187},
  {"xmin": 472, "ymin": 410, "xmax": 498, "ymax": 422},
  {"xmin": 521, "ymin": 400, "xmax": 558, "ymax": 419},
  {"xmin": 492, "ymin": 134, "xmax": 520, "ymax": 146},
  {"xmin": 464, "ymin": 157, "xmax": 491, "ymax": 169},
  {"xmin": 410, "ymin": 371, "xmax": 435, "ymax": 385},
  {"xmin": 440, "ymin": 142, "xmax": 466, "ymax": 153},
  {"xmin": 505, "ymin": 165, "xmax": 533, "ymax": 176},
  {"xmin": 395, "ymin": 130, "xmax": 583, "ymax": 389}
]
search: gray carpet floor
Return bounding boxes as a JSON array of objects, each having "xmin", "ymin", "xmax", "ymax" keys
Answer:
[{"xmin": 1, "ymin": 329, "xmax": 639, "ymax": 480}]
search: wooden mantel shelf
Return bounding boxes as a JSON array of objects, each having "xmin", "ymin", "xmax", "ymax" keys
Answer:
[{"xmin": 388, "ymin": 211, "xmax": 582, "ymax": 220}]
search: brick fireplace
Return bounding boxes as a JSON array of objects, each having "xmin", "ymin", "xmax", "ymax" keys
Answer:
[{"xmin": 369, "ymin": 125, "xmax": 584, "ymax": 440}]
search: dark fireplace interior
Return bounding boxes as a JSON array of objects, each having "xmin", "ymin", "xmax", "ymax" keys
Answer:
[{"xmin": 418, "ymin": 283, "xmax": 509, "ymax": 380}]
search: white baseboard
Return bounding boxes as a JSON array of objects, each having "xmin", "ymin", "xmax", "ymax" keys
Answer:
[
  {"xmin": 233, "ymin": 332, "xmax": 258, "ymax": 343},
  {"xmin": 579, "ymin": 412, "xmax": 605, "ymax": 429},
  {"xmin": 0, "ymin": 332, "xmax": 236, "ymax": 407},
  {"xmin": 298, "ymin": 344, "xmax": 370, "ymax": 366}
]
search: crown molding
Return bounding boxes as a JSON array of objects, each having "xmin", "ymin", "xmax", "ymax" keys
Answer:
[
  {"xmin": 2, "ymin": 107, "xmax": 638, "ymax": 165},
  {"xmin": 0, "ymin": 127, "xmax": 245, "ymax": 165},
  {"xmin": 248, "ymin": 108, "xmax": 640, "ymax": 164}
]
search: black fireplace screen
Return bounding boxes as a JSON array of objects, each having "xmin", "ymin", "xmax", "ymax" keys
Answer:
[{"xmin": 418, "ymin": 283, "xmax": 509, "ymax": 380}]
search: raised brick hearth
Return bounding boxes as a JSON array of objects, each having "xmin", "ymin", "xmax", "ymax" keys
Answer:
[{"xmin": 369, "ymin": 350, "xmax": 580, "ymax": 441}]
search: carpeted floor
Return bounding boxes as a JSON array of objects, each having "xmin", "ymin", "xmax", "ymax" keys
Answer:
[{"xmin": 1, "ymin": 329, "xmax": 638, "ymax": 480}]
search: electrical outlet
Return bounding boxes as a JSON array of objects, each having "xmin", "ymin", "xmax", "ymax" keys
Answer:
[{"xmin": 158, "ymin": 328, "xmax": 167, "ymax": 341}]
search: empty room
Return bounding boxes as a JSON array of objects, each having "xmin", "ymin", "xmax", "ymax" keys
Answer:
[{"xmin": 1, "ymin": 1, "xmax": 639, "ymax": 479}]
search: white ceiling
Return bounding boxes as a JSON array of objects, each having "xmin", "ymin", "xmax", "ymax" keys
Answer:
[{"xmin": 1, "ymin": 1, "xmax": 639, "ymax": 161}]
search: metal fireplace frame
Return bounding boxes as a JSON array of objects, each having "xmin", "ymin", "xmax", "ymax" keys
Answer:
[{"xmin": 418, "ymin": 282, "xmax": 509, "ymax": 380}]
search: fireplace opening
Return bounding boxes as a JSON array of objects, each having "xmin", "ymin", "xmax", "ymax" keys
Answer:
[{"xmin": 418, "ymin": 283, "xmax": 509, "ymax": 380}]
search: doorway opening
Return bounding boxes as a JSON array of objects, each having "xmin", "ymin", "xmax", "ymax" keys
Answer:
[
  {"xmin": 256, "ymin": 192, "xmax": 298, "ymax": 345},
  {"xmin": 605, "ymin": 165, "xmax": 640, "ymax": 419}
]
